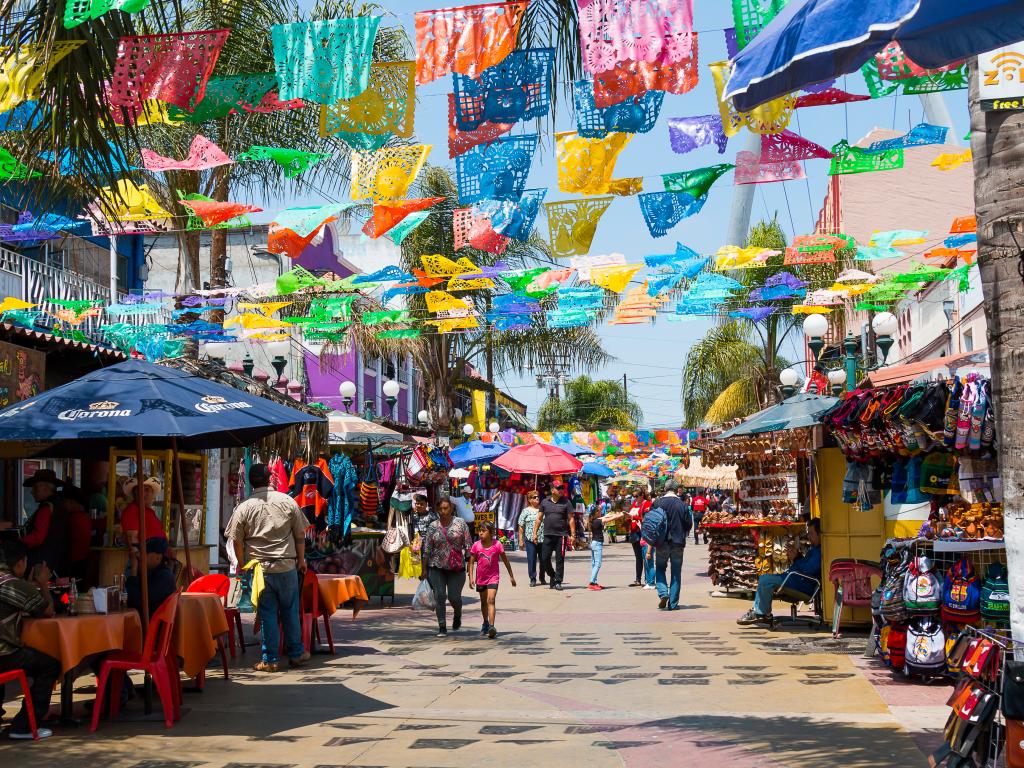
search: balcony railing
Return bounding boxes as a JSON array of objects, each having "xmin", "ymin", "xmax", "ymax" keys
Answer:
[{"xmin": 0, "ymin": 244, "xmax": 168, "ymax": 340}]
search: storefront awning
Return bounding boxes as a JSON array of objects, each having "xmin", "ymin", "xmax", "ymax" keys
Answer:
[
  {"xmin": 327, "ymin": 411, "xmax": 403, "ymax": 445},
  {"xmin": 865, "ymin": 350, "xmax": 989, "ymax": 388}
]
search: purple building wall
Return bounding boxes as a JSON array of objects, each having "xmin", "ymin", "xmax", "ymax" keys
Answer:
[
  {"xmin": 304, "ymin": 348, "xmax": 357, "ymax": 412},
  {"xmin": 296, "ymin": 227, "xmax": 351, "ymax": 275}
]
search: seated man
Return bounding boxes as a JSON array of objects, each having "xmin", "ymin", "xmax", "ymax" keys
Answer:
[
  {"xmin": 737, "ymin": 518, "xmax": 822, "ymax": 626},
  {"xmin": 126, "ymin": 537, "xmax": 177, "ymax": 619},
  {"xmin": 0, "ymin": 540, "xmax": 59, "ymax": 740}
]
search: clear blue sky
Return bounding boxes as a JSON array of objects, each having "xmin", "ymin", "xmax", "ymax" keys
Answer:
[{"xmin": 290, "ymin": 1, "xmax": 970, "ymax": 428}]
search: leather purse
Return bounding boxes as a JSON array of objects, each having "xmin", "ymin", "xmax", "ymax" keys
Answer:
[{"xmin": 1004, "ymin": 660, "xmax": 1024, "ymax": 720}]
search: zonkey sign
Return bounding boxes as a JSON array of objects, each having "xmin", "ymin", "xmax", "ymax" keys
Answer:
[{"xmin": 979, "ymin": 45, "xmax": 1024, "ymax": 111}]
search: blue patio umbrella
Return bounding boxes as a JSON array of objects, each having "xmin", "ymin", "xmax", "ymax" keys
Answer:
[
  {"xmin": 725, "ymin": 0, "xmax": 1024, "ymax": 111},
  {"xmin": 0, "ymin": 358, "xmax": 324, "ymax": 451},
  {"xmin": 581, "ymin": 461, "xmax": 615, "ymax": 478},
  {"xmin": 448, "ymin": 439, "xmax": 509, "ymax": 468}
]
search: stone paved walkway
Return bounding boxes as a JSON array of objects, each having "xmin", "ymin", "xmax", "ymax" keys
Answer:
[{"xmin": 1, "ymin": 542, "xmax": 948, "ymax": 767}]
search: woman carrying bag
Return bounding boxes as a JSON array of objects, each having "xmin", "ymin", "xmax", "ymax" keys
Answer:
[{"xmin": 419, "ymin": 497, "xmax": 472, "ymax": 637}]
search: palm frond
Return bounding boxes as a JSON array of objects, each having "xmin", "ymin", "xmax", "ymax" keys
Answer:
[{"xmin": 703, "ymin": 378, "xmax": 759, "ymax": 426}]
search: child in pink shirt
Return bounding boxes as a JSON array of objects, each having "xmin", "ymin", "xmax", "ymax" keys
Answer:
[{"xmin": 469, "ymin": 521, "xmax": 516, "ymax": 638}]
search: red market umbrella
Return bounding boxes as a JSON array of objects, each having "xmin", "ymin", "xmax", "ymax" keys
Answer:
[{"xmin": 491, "ymin": 443, "xmax": 583, "ymax": 475}]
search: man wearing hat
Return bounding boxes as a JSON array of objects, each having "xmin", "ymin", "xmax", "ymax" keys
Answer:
[
  {"xmin": 126, "ymin": 537, "xmax": 177, "ymax": 618},
  {"xmin": 452, "ymin": 485, "xmax": 476, "ymax": 526},
  {"xmin": 536, "ymin": 481, "xmax": 575, "ymax": 591},
  {"xmin": 9, "ymin": 469, "xmax": 71, "ymax": 577},
  {"xmin": 121, "ymin": 477, "xmax": 168, "ymax": 546}
]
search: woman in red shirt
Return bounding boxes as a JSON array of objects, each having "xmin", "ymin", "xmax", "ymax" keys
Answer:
[
  {"xmin": 627, "ymin": 488, "xmax": 652, "ymax": 587},
  {"xmin": 120, "ymin": 477, "xmax": 167, "ymax": 545}
]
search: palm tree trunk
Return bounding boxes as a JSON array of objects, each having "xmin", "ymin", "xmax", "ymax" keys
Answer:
[
  {"xmin": 968, "ymin": 60, "xmax": 1024, "ymax": 642},
  {"xmin": 210, "ymin": 166, "xmax": 231, "ymax": 292}
]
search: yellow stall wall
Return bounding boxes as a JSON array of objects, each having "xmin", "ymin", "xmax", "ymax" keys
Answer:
[{"xmin": 814, "ymin": 447, "xmax": 885, "ymax": 626}]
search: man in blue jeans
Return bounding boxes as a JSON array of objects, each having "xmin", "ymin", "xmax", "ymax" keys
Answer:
[
  {"xmin": 647, "ymin": 480, "xmax": 691, "ymax": 611},
  {"xmin": 737, "ymin": 518, "xmax": 822, "ymax": 625},
  {"xmin": 226, "ymin": 464, "xmax": 311, "ymax": 672}
]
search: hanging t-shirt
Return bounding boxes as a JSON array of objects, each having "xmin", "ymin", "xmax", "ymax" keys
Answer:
[
  {"xmin": 290, "ymin": 458, "xmax": 334, "ymax": 521},
  {"xmin": 471, "ymin": 540, "xmax": 504, "ymax": 586}
]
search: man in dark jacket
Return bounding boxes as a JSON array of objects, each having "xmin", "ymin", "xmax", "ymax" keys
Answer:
[{"xmin": 646, "ymin": 480, "xmax": 691, "ymax": 611}]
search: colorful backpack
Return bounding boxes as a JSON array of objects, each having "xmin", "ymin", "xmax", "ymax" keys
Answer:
[
  {"xmin": 903, "ymin": 556, "xmax": 941, "ymax": 614},
  {"xmin": 980, "ymin": 562, "xmax": 1010, "ymax": 623},
  {"xmin": 881, "ymin": 554, "xmax": 911, "ymax": 624},
  {"xmin": 942, "ymin": 557, "xmax": 981, "ymax": 624},
  {"xmin": 887, "ymin": 624, "xmax": 908, "ymax": 669},
  {"xmin": 904, "ymin": 617, "xmax": 946, "ymax": 676}
]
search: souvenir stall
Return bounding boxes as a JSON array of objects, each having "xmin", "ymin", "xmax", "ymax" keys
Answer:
[
  {"xmin": 819, "ymin": 374, "xmax": 1007, "ymax": 683},
  {"xmin": 674, "ymin": 455, "xmax": 740, "ymax": 492},
  {"xmin": 699, "ymin": 394, "xmax": 837, "ymax": 595}
]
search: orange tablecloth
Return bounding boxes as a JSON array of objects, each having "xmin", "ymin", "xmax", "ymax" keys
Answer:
[
  {"xmin": 22, "ymin": 613, "xmax": 143, "ymax": 675},
  {"xmin": 316, "ymin": 574, "xmax": 369, "ymax": 618},
  {"xmin": 175, "ymin": 593, "xmax": 229, "ymax": 678}
]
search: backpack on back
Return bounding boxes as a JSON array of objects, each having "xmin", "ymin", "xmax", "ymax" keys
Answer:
[
  {"xmin": 904, "ymin": 617, "xmax": 946, "ymax": 676},
  {"xmin": 903, "ymin": 556, "xmax": 941, "ymax": 615},
  {"xmin": 981, "ymin": 562, "xmax": 1010, "ymax": 623},
  {"xmin": 942, "ymin": 557, "xmax": 981, "ymax": 624},
  {"xmin": 641, "ymin": 503, "xmax": 669, "ymax": 548}
]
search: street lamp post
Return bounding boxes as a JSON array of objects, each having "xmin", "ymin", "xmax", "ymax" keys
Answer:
[
  {"xmin": 827, "ymin": 368, "xmax": 847, "ymax": 397},
  {"xmin": 779, "ymin": 368, "xmax": 799, "ymax": 399},
  {"xmin": 842, "ymin": 332, "xmax": 860, "ymax": 392},
  {"xmin": 872, "ymin": 312, "xmax": 898, "ymax": 367},
  {"xmin": 339, "ymin": 381, "xmax": 356, "ymax": 412},
  {"xmin": 382, "ymin": 379, "xmax": 400, "ymax": 417},
  {"xmin": 802, "ymin": 313, "xmax": 829, "ymax": 364}
]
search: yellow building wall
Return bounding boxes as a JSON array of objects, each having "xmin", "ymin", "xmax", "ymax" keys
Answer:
[
  {"xmin": 814, "ymin": 447, "xmax": 886, "ymax": 626},
  {"xmin": 471, "ymin": 390, "xmax": 487, "ymax": 434}
]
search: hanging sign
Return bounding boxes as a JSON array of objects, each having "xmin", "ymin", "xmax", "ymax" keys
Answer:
[{"xmin": 979, "ymin": 46, "xmax": 1024, "ymax": 111}]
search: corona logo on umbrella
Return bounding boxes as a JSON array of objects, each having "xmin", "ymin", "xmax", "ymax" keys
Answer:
[
  {"xmin": 58, "ymin": 400, "xmax": 133, "ymax": 420},
  {"xmin": 194, "ymin": 394, "xmax": 253, "ymax": 414}
]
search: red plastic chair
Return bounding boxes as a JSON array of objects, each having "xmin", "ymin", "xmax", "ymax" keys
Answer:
[
  {"xmin": 187, "ymin": 573, "xmax": 245, "ymax": 657},
  {"xmin": 91, "ymin": 592, "xmax": 181, "ymax": 731},
  {"xmin": 0, "ymin": 669, "xmax": 39, "ymax": 739},
  {"xmin": 829, "ymin": 559, "xmax": 883, "ymax": 638}
]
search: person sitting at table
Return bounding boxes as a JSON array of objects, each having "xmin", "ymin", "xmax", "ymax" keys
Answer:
[
  {"xmin": 126, "ymin": 537, "xmax": 177, "ymax": 619},
  {"xmin": 0, "ymin": 539, "xmax": 59, "ymax": 740},
  {"xmin": 736, "ymin": 518, "xmax": 822, "ymax": 626},
  {"xmin": 0, "ymin": 470, "xmax": 71, "ymax": 578},
  {"xmin": 120, "ymin": 477, "xmax": 168, "ymax": 546}
]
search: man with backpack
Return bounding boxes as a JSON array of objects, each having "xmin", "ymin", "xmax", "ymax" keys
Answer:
[{"xmin": 643, "ymin": 480, "xmax": 690, "ymax": 611}]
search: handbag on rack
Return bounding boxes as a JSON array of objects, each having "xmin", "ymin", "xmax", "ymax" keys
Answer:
[
  {"xmin": 381, "ymin": 506, "xmax": 411, "ymax": 554},
  {"xmin": 1004, "ymin": 660, "xmax": 1024, "ymax": 721}
]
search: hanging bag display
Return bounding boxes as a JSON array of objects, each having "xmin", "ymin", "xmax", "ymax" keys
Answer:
[
  {"xmin": 980, "ymin": 562, "xmax": 1011, "ymax": 624},
  {"xmin": 359, "ymin": 451, "xmax": 380, "ymax": 524},
  {"xmin": 880, "ymin": 553, "xmax": 911, "ymax": 625},
  {"xmin": 942, "ymin": 557, "xmax": 981, "ymax": 624},
  {"xmin": 903, "ymin": 556, "xmax": 941, "ymax": 615},
  {"xmin": 904, "ymin": 617, "xmax": 946, "ymax": 676}
]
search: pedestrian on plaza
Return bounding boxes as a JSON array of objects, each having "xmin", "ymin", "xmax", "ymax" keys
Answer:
[
  {"xmin": 226, "ymin": 464, "xmax": 310, "ymax": 673},
  {"xmin": 468, "ymin": 521, "xmax": 516, "ymax": 638},
  {"xmin": 420, "ymin": 497, "xmax": 473, "ymax": 637},
  {"xmin": 452, "ymin": 485, "xmax": 476, "ymax": 526},
  {"xmin": 627, "ymin": 489, "xmax": 651, "ymax": 587},
  {"xmin": 587, "ymin": 506, "xmax": 620, "ymax": 590},
  {"xmin": 411, "ymin": 493, "xmax": 438, "ymax": 538},
  {"xmin": 536, "ymin": 481, "xmax": 575, "ymax": 591},
  {"xmin": 737, "ymin": 518, "xmax": 822, "ymax": 626},
  {"xmin": 0, "ymin": 539, "xmax": 59, "ymax": 740},
  {"xmin": 690, "ymin": 489, "xmax": 709, "ymax": 545},
  {"xmin": 646, "ymin": 480, "xmax": 691, "ymax": 610},
  {"xmin": 517, "ymin": 490, "xmax": 545, "ymax": 587}
]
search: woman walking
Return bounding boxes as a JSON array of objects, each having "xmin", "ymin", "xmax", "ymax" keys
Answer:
[
  {"xmin": 518, "ymin": 491, "xmax": 545, "ymax": 587},
  {"xmin": 469, "ymin": 522, "xmax": 516, "ymax": 638},
  {"xmin": 588, "ymin": 506, "xmax": 621, "ymax": 590},
  {"xmin": 420, "ymin": 497, "xmax": 473, "ymax": 637},
  {"xmin": 627, "ymin": 489, "xmax": 652, "ymax": 587}
]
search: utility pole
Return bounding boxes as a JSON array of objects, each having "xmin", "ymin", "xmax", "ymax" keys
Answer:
[{"xmin": 622, "ymin": 373, "xmax": 628, "ymax": 404}]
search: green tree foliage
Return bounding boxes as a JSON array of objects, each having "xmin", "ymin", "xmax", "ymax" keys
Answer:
[{"xmin": 537, "ymin": 375, "xmax": 642, "ymax": 431}]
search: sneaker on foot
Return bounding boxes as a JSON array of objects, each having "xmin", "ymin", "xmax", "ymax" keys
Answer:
[
  {"xmin": 487, "ymin": 625, "xmax": 497, "ymax": 639},
  {"xmin": 452, "ymin": 615, "xmax": 462, "ymax": 631},
  {"xmin": 9, "ymin": 727, "xmax": 52, "ymax": 740},
  {"xmin": 253, "ymin": 660, "xmax": 279, "ymax": 672},
  {"xmin": 587, "ymin": 583, "xmax": 600, "ymax": 591},
  {"xmin": 289, "ymin": 651, "xmax": 311, "ymax": 667},
  {"xmin": 530, "ymin": 580, "xmax": 537, "ymax": 587},
  {"xmin": 628, "ymin": 581, "xmax": 641, "ymax": 587},
  {"xmin": 436, "ymin": 627, "xmax": 448, "ymax": 637},
  {"xmin": 736, "ymin": 609, "xmax": 767, "ymax": 626},
  {"xmin": 658, "ymin": 596, "xmax": 668, "ymax": 610},
  {"xmin": 642, "ymin": 584, "xmax": 656, "ymax": 590},
  {"xmin": 553, "ymin": 583, "xmax": 563, "ymax": 591},
  {"xmin": 481, "ymin": 622, "xmax": 490, "ymax": 636}
]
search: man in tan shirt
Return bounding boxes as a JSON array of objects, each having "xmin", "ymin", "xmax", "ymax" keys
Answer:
[{"xmin": 226, "ymin": 464, "xmax": 309, "ymax": 672}]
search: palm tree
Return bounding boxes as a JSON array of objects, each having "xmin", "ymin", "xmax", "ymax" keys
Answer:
[
  {"xmin": 536, "ymin": 375, "xmax": 642, "ymax": 431},
  {"xmin": 0, "ymin": 0, "xmax": 403, "ymax": 291},
  {"xmin": 679, "ymin": 217, "xmax": 848, "ymax": 427},
  {"xmin": 337, "ymin": 166, "xmax": 611, "ymax": 436},
  {"xmin": 967, "ymin": 64, "xmax": 1024, "ymax": 640}
]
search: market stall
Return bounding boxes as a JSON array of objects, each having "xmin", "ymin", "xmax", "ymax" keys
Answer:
[
  {"xmin": 818, "ymin": 374, "xmax": 1007, "ymax": 680},
  {"xmin": 700, "ymin": 394, "xmax": 837, "ymax": 595}
]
